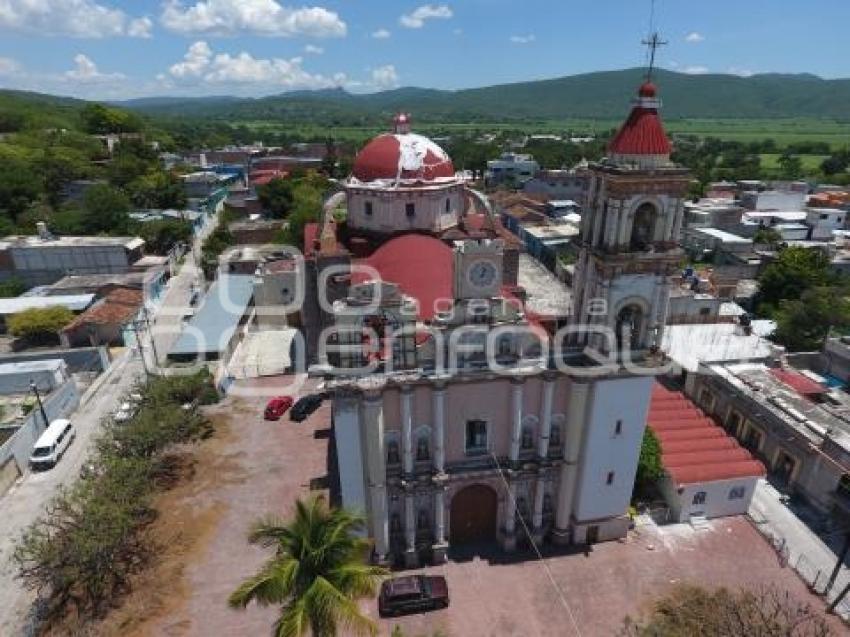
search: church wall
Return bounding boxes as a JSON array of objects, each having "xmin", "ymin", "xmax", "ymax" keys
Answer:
[
  {"xmin": 573, "ymin": 375, "xmax": 653, "ymax": 523},
  {"xmin": 347, "ymin": 185, "xmax": 463, "ymax": 234},
  {"xmin": 444, "ymin": 379, "xmax": 513, "ymax": 463},
  {"xmin": 332, "ymin": 397, "xmax": 368, "ymax": 517}
]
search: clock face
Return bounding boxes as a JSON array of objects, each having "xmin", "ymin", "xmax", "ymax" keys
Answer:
[{"xmin": 467, "ymin": 260, "xmax": 497, "ymax": 289}]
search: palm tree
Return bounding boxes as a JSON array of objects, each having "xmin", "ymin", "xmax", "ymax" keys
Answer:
[{"xmin": 228, "ymin": 496, "xmax": 388, "ymax": 637}]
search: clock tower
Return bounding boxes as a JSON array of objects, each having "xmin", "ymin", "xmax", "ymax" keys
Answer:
[
  {"xmin": 571, "ymin": 79, "xmax": 691, "ymax": 355},
  {"xmin": 453, "ymin": 239, "xmax": 503, "ymax": 300}
]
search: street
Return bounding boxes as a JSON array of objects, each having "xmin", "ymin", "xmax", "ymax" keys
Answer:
[
  {"xmin": 749, "ymin": 479, "xmax": 850, "ymax": 618},
  {"xmin": 0, "ymin": 352, "xmax": 144, "ymax": 636}
]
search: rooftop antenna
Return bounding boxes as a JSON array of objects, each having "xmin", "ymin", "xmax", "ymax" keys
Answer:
[{"xmin": 641, "ymin": 0, "xmax": 667, "ymax": 82}]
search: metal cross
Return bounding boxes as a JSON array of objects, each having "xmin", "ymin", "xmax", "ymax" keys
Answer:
[{"xmin": 642, "ymin": 32, "xmax": 668, "ymax": 82}]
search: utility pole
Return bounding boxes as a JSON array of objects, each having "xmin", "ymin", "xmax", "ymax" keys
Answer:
[
  {"xmin": 140, "ymin": 307, "xmax": 161, "ymax": 366},
  {"xmin": 29, "ymin": 379, "xmax": 49, "ymax": 430},
  {"xmin": 825, "ymin": 531, "xmax": 850, "ymax": 595}
]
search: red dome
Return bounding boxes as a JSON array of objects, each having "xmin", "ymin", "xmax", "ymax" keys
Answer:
[
  {"xmin": 638, "ymin": 81, "xmax": 657, "ymax": 97},
  {"xmin": 352, "ymin": 133, "xmax": 455, "ymax": 182}
]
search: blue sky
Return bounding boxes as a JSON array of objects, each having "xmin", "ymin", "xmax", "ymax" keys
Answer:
[{"xmin": 0, "ymin": 1, "xmax": 848, "ymax": 99}]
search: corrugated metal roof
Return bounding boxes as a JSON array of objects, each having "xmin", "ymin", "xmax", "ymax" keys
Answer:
[
  {"xmin": 0, "ymin": 294, "xmax": 95, "ymax": 315},
  {"xmin": 169, "ymin": 275, "xmax": 254, "ymax": 357}
]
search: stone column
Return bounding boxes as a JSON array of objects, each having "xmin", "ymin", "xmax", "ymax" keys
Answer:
[
  {"xmin": 502, "ymin": 481, "xmax": 517, "ymax": 552},
  {"xmin": 432, "ymin": 488, "xmax": 447, "ymax": 563},
  {"xmin": 532, "ymin": 476, "xmax": 546, "ymax": 544},
  {"xmin": 509, "ymin": 379, "xmax": 524, "ymax": 463},
  {"xmin": 432, "ymin": 384, "xmax": 446, "ymax": 473},
  {"xmin": 400, "ymin": 386, "xmax": 414, "ymax": 475},
  {"xmin": 361, "ymin": 393, "xmax": 390, "ymax": 561},
  {"xmin": 537, "ymin": 377, "xmax": 555, "ymax": 459},
  {"xmin": 553, "ymin": 382, "xmax": 591, "ymax": 545},
  {"xmin": 404, "ymin": 492, "xmax": 418, "ymax": 568}
]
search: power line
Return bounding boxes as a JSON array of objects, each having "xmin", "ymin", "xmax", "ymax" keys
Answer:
[{"xmin": 490, "ymin": 452, "xmax": 582, "ymax": 637}]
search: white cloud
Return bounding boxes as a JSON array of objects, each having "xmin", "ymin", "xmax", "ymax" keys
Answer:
[
  {"xmin": 728, "ymin": 66, "xmax": 754, "ymax": 78},
  {"xmin": 65, "ymin": 53, "xmax": 125, "ymax": 81},
  {"xmin": 169, "ymin": 41, "xmax": 213, "ymax": 78},
  {"xmin": 509, "ymin": 34, "xmax": 535, "ymax": 44},
  {"xmin": 167, "ymin": 40, "xmax": 346, "ymax": 89},
  {"xmin": 161, "ymin": 0, "xmax": 346, "ymax": 38},
  {"xmin": 682, "ymin": 65, "xmax": 709, "ymax": 75},
  {"xmin": 371, "ymin": 28, "xmax": 390, "ymax": 39},
  {"xmin": 370, "ymin": 64, "xmax": 398, "ymax": 89},
  {"xmin": 0, "ymin": 57, "xmax": 21, "ymax": 76},
  {"xmin": 0, "ymin": 0, "xmax": 149, "ymax": 38},
  {"xmin": 127, "ymin": 16, "xmax": 153, "ymax": 38},
  {"xmin": 304, "ymin": 44, "xmax": 323, "ymax": 54},
  {"xmin": 685, "ymin": 31, "xmax": 705, "ymax": 43},
  {"xmin": 399, "ymin": 4, "xmax": 452, "ymax": 29}
]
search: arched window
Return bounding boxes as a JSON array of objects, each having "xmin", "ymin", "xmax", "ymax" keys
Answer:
[
  {"xmin": 417, "ymin": 509, "xmax": 430, "ymax": 531},
  {"xmin": 616, "ymin": 304, "xmax": 645, "ymax": 350},
  {"xmin": 631, "ymin": 202, "xmax": 658, "ymax": 251},
  {"xmin": 386, "ymin": 440, "xmax": 400, "ymax": 465},
  {"xmin": 416, "ymin": 436, "xmax": 430, "ymax": 461},
  {"xmin": 549, "ymin": 423, "xmax": 562, "ymax": 448}
]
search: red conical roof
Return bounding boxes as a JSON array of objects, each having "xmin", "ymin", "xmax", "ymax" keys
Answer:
[{"xmin": 607, "ymin": 83, "xmax": 672, "ymax": 156}]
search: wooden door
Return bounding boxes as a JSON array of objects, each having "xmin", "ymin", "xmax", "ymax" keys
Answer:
[{"xmin": 450, "ymin": 484, "xmax": 498, "ymax": 545}]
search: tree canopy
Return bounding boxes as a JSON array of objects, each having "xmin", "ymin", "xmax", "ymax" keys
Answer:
[{"xmin": 7, "ymin": 306, "xmax": 74, "ymax": 343}]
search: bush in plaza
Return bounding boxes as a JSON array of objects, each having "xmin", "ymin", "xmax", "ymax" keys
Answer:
[
  {"xmin": 14, "ymin": 370, "xmax": 218, "ymax": 626},
  {"xmin": 621, "ymin": 584, "xmax": 832, "ymax": 636}
]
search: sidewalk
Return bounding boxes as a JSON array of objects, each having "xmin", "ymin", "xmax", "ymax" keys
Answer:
[{"xmin": 748, "ymin": 479, "xmax": 850, "ymax": 618}]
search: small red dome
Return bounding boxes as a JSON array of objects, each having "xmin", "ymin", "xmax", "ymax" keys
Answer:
[
  {"xmin": 352, "ymin": 133, "xmax": 455, "ymax": 182},
  {"xmin": 638, "ymin": 81, "xmax": 657, "ymax": 98}
]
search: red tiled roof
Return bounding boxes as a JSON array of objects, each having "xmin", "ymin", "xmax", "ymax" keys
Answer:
[
  {"xmin": 62, "ymin": 287, "xmax": 143, "ymax": 332},
  {"xmin": 351, "ymin": 234, "xmax": 453, "ymax": 320},
  {"xmin": 770, "ymin": 368, "xmax": 826, "ymax": 396},
  {"xmin": 648, "ymin": 383, "xmax": 765, "ymax": 486},
  {"xmin": 608, "ymin": 85, "xmax": 672, "ymax": 156}
]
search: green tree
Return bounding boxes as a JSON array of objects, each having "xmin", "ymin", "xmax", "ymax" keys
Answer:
[
  {"xmin": 228, "ymin": 496, "xmax": 387, "ymax": 637},
  {"xmin": 621, "ymin": 584, "xmax": 831, "ymax": 636},
  {"xmin": 135, "ymin": 219, "xmax": 192, "ymax": 254},
  {"xmin": 635, "ymin": 428, "xmax": 664, "ymax": 493},
  {"xmin": 81, "ymin": 184, "xmax": 130, "ymax": 234},
  {"xmin": 258, "ymin": 178, "xmax": 296, "ymax": 218},
  {"xmin": 0, "ymin": 277, "xmax": 26, "ymax": 297},
  {"xmin": 0, "ymin": 158, "xmax": 42, "ymax": 220},
  {"xmin": 778, "ymin": 151, "xmax": 804, "ymax": 180},
  {"xmin": 772, "ymin": 286, "xmax": 850, "ymax": 352},
  {"xmin": 757, "ymin": 246, "xmax": 834, "ymax": 314},
  {"xmin": 80, "ymin": 103, "xmax": 142, "ymax": 135},
  {"xmin": 7, "ymin": 306, "xmax": 74, "ymax": 343},
  {"xmin": 752, "ymin": 226, "xmax": 782, "ymax": 247},
  {"xmin": 126, "ymin": 172, "xmax": 187, "ymax": 209}
]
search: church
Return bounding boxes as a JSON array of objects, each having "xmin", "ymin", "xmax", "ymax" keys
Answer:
[{"xmin": 308, "ymin": 77, "xmax": 691, "ymax": 567}]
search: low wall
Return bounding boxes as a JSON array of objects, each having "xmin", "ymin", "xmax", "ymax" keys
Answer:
[
  {"xmin": 0, "ymin": 378, "xmax": 81, "ymax": 490},
  {"xmin": 0, "ymin": 347, "xmax": 109, "ymax": 375}
]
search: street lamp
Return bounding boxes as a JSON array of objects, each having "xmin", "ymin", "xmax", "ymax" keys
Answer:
[{"xmin": 29, "ymin": 379, "xmax": 49, "ymax": 430}]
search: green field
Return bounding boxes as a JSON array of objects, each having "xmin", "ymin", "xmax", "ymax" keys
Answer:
[
  {"xmin": 760, "ymin": 153, "xmax": 829, "ymax": 172},
  {"xmin": 235, "ymin": 117, "xmax": 850, "ymax": 149}
]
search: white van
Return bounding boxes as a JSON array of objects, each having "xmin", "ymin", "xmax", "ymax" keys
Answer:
[{"xmin": 29, "ymin": 418, "xmax": 76, "ymax": 469}]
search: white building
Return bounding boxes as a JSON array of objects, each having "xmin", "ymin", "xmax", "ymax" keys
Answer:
[
  {"xmin": 325, "ymin": 80, "xmax": 693, "ymax": 567},
  {"xmin": 806, "ymin": 207, "xmax": 848, "ymax": 240},
  {"xmin": 486, "ymin": 153, "xmax": 540, "ymax": 186}
]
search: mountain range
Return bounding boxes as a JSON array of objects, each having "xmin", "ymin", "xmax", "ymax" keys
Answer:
[{"xmin": 113, "ymin": 68, "xmax": 850, "ymax": 123}]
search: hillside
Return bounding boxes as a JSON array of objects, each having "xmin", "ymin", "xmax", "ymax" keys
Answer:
[
  {"xmin": 117, "ymin": 68, "xmax": 850, "ymax": 123},
  {"xmin": 0, "ymin": 89, "xmax": 88, "ymax": 132}
]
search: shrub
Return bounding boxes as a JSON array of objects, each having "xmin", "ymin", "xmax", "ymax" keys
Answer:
[{"xmin": 7, "ymin": 306, "xmax": 74, "ymax": 343}]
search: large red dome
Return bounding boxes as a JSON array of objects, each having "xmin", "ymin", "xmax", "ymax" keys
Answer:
[{"xmin": 352, "ymin": 133, "xmax": 455, "ymax": 182}]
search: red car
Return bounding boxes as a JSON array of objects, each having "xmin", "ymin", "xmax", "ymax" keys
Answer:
[
  {"xmin": 378, "ymin": 575, "xmax": 449, "ymax": 617},
  {"xmin": 264, "ymin": 396, "xmax": 293, "ymax": 421}
]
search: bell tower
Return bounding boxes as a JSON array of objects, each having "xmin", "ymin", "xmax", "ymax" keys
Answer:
[{"xmin": 571, "ymin": 76, "xmax": 691, "ymax": 354}]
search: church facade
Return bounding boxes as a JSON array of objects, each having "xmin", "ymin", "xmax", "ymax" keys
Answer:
[{"xmin": 318, "ymin": 81, "xmax": 690, "ymax": 567}]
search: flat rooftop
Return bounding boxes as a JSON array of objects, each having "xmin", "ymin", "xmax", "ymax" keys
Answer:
[
  {"xmin": 517, "ymin": 253, "xmax": 572, "ymax": 318},
  {"xmin": 0, "ymin": 235, "xmax": 144, "ymax": 250},
  {"xmin": 662, "ymin": 320, "xmax": 778, "ymax": 372},
  {"xmin": 694, "ymin": 228, "xmax": 753, "ymax": 243},
  {"xmin": 0, "ymin": 294, "xmax": 94, "ymax": 315}
]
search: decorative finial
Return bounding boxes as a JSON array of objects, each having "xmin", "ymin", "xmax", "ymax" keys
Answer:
[{"xmin": 392, "ymin": 113, "xmax": 411, "ymax": 134}]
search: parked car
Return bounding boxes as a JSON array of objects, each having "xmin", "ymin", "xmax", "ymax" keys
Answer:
[
  {"xmin": 113, "ymin": 401, "xmax": 136, "ymax": 423},
  {"xmin": 264, "ymin": 396, "xmax": 294, "ymax": 421},
  {"xmin": 29, "ymin": 418, "xmax": 76, "ymax": 470},
  {"xmin": 289, "ymin": 393, "xmax": 324, "ymax": 422},
  {"xmin": 378, "ymin": 575, "xmax": 449, "ymax": 617}
]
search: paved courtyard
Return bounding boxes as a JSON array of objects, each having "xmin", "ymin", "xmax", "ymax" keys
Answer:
[{"xmin": 129, "ymin": 377, "xmax": 842, "ymax": 637}]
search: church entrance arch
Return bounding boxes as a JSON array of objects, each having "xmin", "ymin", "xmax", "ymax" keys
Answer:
[{"xmin": 450, "ymin": 484, "xmax": 498, "ymax": 545}]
